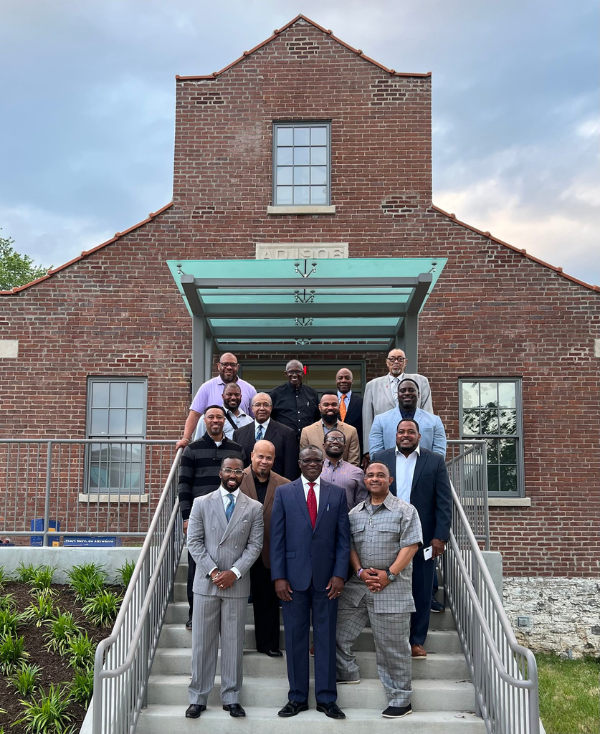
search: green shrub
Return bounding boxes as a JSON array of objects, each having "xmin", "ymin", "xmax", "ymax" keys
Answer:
[
  {"xmin": 69, "ymin": 666, "xmax": 94, "ymax": 706},
  {"xmin": 0, "ymin": 633, "xmax": 28, "ymax": 674},
  {"xmin": 0, "ymin": 593, "xmax": 15, "ymax": 611},
  {"xmin": 8, "ymin": 662, "xmax": 41, "ymax": 697},
  {"xmin": 67, "ymin": 563, "xmax": 107, "ymax": 601},
  {"xmin": 0, "ymin": 607, "xmax": 23, "ymax": 637},
  {"xmin": 0, "ymin": 566, "xmax": 10, "ymax": 589},
  {"xmin": 15, "ymin": 684, "xmax": 75, "ymax": 734},
  {"xmin": 15, "ymin": 562, "xmax": 37, "ymax": 584},
  {"xmin": 82, "ymin": 590, "xmax": 121, "ymax": 627},
  {"xmin": 67, "ymin": 631, "xmax": 95, "ymax": 670},
  {"xmin": 43, "ymin": 611, "xmax": 80, "ymax": 655},
  {"xmin": 29, "ymin": 565, "xmax": 56, "ymax": 592},
  {"xmin": 22, "ymin": 589, "xmax": 55, "ymax": 627},
  {"xmin": 116, "ymin": 559, "xmax": 136, "ymax": 588}
]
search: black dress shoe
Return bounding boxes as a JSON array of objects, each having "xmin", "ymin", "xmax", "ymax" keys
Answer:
[
  {"xmin": 278, "ymin": 700, "xmax": 309, "ymax": 717},
  {"xmin": 185, "ymin": 617, "xmax": 192, "ymax": 631},
  {"xmin": 263, "ymin": 649, "xmax": 283, "ymax": 657},
  {"xmin": 223, "ymin": 703, "xmax": 246, "ymax": 717},
  {"xmin": 185, "ymin": 704, "xmax": 205, "ymax": 718},
  {"xmin": 316, "ymin": 702, "xmax": 346, "ymax": 719}
]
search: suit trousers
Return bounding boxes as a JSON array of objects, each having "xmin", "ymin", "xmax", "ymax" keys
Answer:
[
  {"xmin": 281, "ymin": 583, "xmax": 338, "ymax": 705},
  {"xmin": 187, "ymin": 551, "xmax": 196, "ymax": 614},
  {"xmin": 250, "ymin": 555, "xmax": 281, "ymax": 652},
  {"xmin": 410, "ymin": 551, "xmax": 435, "ymax": 646},
  {"xmin": 188, "ymin": 593, "xmax": 247, "ymax": 706},
  {"xmin": 336, "ymin": 592, "xmax": 412, "ymax": 707}
]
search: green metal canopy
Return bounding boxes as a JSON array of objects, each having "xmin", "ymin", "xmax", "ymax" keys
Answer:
[{"xmin": 167, "ymin": 257, "xmax": 446, "ymax": 393}]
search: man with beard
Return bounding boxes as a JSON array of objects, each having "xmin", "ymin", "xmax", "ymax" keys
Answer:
[
  {"xmin": 178, "ymin": 406, "xmax": 246, "ymax": 631},
  {"xmin": 195, "ymin": 382, "xmax": 253, "ymax": 440},
  {"xmin": 269, "ymin": 360, "xmax": 320, "ymax": 441},
  {"xmin": 300, "ymin": 392, "xmax": 360, "ymax": 466},
  {"xmin": 186, "ymin": 456, "xmax": 263, "ymax": 719},
  {"xmin": 239, "ymin": 439, "xmax": 290, "ymax": 657},
  {"xmin": 176, "ymin": 353, "xmax": 256, "ymax": 450},
  {"xmin": 368, "ymin": 379, "xmax": 446, "ymax": 457},
  {"xmin": 320, "ymin": 429, "xmax": 367, "ymax": 511}
]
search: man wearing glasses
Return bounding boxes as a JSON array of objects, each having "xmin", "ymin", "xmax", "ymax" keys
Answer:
[
  {"xmin": 176, "ymin": 353, "xmax": 257, "ymax": 450},
  {"xmin": 269, "ymin": 360, "xmax": 320, "ymax": 442},
  {"xmin": 362, "ymin": 349, "xmax": 433, "ymax": 460},
  {"xmin": 320, "ymin": 429, "xmax": 368, "ymax": 511}
]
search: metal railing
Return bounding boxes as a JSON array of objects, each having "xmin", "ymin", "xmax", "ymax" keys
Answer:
[
  {"xmin": 441, "ymin": 452, "xmax": 540, "ymax": 734},
  {"xmin": 0, "ymin": 440, "xmax": 177, "ymax": 543},
  {"xmin": 92, "ymin": 448, "xmax": 184, "ymax": 734},
  {"xmin": 446, "ymin": 440, "xmax": 489, "ymax": 549}
]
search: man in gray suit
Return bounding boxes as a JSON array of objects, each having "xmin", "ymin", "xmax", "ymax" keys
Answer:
[
  {"xmin": 186, "ymin": 456, "xmax": 264, "ymax": 719},
  {"xmin": 362, "ymin": 349, "xmax": 433, "ymax": 457},
  {"xmin": 336, "ymin": 461, "xmax": 422, "ymax": 719}
]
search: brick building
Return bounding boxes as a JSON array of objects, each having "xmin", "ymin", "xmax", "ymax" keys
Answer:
[{"xmin": 1, "ymin": 16, "xmax": 599, "ymax": 644}]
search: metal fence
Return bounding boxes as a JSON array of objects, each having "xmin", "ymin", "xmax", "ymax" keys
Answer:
[
  {"xmin": 446, "ymin": 440, "xmax": 490, "ymax": 549},
  {"xmin": 0, "ymin": 440, "xmax": 178, "ymax": 544},
  {"xmin": 441, "ymin": 483, "xmax": 540, "ymax": 734},
  {"xmin": 92, "ymin": 448, "xmax": 184, "ymax": 734}
]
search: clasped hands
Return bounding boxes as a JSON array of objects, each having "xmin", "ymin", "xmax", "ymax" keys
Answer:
[
  {"xmin": 210, "ymin": 568, "xmax": 236, "ymax": 590},
  {"xmin": 360, "ymin": 568, "xmax": 389, "ymax": 593}
]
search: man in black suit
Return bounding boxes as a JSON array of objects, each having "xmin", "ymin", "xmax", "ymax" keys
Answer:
[
  {"xmin": 336, "ymin": 368, "xmax": 364, "ymax": 459},
  {"xmin": 372, "ymin": 419, "xmax": 451, "ymax": 661},
  {"xmin": 233, "ymin": 392, "xmax": 299, "ymax": 480}
]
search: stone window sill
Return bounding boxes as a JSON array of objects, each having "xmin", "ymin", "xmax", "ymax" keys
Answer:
[
  {"xmin": 267, "ymin": 205, "xmax": 336, "ymax": 215},
  {"xmin": 79, "ymin": 493, "xmax": 149, "ymax": 504},
  {"xmin": 488, "ymin": 497, "xmax": 531, "ymax": 507}
]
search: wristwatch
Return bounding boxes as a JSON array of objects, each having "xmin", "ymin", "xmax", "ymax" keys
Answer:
[{"xmin": 385, "ymin": 567, "xmax": 397, "ymax": 582}]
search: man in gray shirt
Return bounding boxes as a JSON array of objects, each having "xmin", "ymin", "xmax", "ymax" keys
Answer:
[
  {"xmin": 320, "ymin": 429, "xmax": 368, "ymax": 511},
  {"xmin": 335, "ymin": 462, "xmax": 422, "ymax": 719}
]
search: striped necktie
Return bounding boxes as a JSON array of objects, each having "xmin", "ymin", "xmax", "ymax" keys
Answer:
[
  {"xmin": 256, "ymin": 424, "xmax": 264, "ymax": 441},
  {"xmin": 339, "ymin": 395, "xmax": 347, "ymax": 421},
  {"xmin": 225, "ymin": 494, "xmax": 235, "ymax": 523}
]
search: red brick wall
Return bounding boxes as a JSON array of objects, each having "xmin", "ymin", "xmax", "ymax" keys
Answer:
[{"xmin": 1, "ymin": 19, "xmax": 598, "ymax": 576}]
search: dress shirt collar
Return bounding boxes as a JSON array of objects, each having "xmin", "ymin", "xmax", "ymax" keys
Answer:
[
  {"xmin": 337, "ymin": 390, "xmax": 352, "ymax": 400},
  {"xmin": 388, "ymin": 372, "xmax": 405, "ymax": 381},
  {"xmin": 301, "ymin": 475, "xmax": 321, "ymax": 491},
  {"xmin": 324, "ymin": 457, "xmax": 344, "ymax": 470},
  {"xmin": 286, "ymin": 381, "xmax": 303, "ymax": 393},
  {"xmin": 321, "ymin": 419, "xmax": 339, "ymax": 430},
  {"xmin": 219, "ymin": 485, "xmax": 240, "ymax": 499},
  {"xmin": 226, "ymin": 407, "xmax": 248, "ymax": 420},
  {"xmin": 357, "ymin": 492, "xmax": 394, "ymax": 512},
  {"xmin": 395, "ymin": 444, "xmax": 421, "ymax": 457},
  {"xmin": 255, "ymin": 417, "xmax": 270, "ymax": 431}
]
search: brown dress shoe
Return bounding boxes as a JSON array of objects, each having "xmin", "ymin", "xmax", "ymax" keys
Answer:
[{"xmin": 411, "ymin": 644, "xmax": 427, "ymax": 659}]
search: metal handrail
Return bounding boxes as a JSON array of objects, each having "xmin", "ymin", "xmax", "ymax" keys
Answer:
[
  {"xmin": 444, "ymin": 481, "xmax": 540, "ymax": 733},
  {"xmin": 92, "ymin": 448, "xmax": 184, "ymax": 734},
  {"xmin": 446, "ymin": 439, "xmax": 490, "ymax": 549}
]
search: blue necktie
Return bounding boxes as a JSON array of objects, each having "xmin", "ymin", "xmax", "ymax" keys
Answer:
[
  {"xmin": 225, "ymin": 494, "xmax": 235, "ymax": 523},
  {"xmin": 256, "ymin": 424, "xmax": 264, "ymax": 441}
]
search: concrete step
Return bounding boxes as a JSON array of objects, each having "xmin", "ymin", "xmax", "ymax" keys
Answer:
[
  {"xmin": 147, "ymin": 675, "xmax": 476, "ymax": 711},
  {"xmin": 157, "ymin": 624, "xmax": 463, "ymax": 654},
  {"xmin": 150, "ymin": 648, "xmax": 471, "ymax": 680},
  {"xmin": 137, "ymin": 706, "xmax": 485, "ymax": 734},
  {"xmin": 166, "ymin": 596, "xmax": 455, "ymax": 630}
]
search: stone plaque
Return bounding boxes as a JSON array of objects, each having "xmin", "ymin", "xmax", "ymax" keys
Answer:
[{"xmin": 256, "ymin": 243, "xmax": 348, "ymax": 260}]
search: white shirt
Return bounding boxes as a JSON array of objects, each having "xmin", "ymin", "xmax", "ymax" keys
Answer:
[
  {"xmin": 394, "ymin": 445, "xmax": 420, "ymax": 503},
  {"xmin": 301, "ymin": 475, "xmax": 321, "ymax": 511},
  {"xmin": 208, "ymin": 486, "xmax": 242, "ymax": 579},
  {"xmin": 254, "ymin": 418, "xmax": 270, "ymax": 438}
]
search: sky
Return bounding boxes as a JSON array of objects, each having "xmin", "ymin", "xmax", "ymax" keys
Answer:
[{"xmin": 1, "ymin": 0, "xmax": 598, "ymax": 286}]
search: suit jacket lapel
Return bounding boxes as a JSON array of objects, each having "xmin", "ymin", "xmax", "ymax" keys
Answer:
[
  {"xmin": 241, "ymin": 471, "xmax": 258, "ymax": 502},
  {"xmin": 292, "ymin": 480, "xmax": 313, "ymax": 528},
  {"xmin": 221, "ymin": 491, "xmax": 247, "ymax": 542},
  {"xmin": 385, "ymin": 375, "xmax": 396, "ymax": 409},
  {"xmin": 211, "ymin": 491, "xmax": 227, "ymax": 536},
  {"xmin": 411, "ymin": 451, "xmax": 427, "ymax": 495},
  {"xmin": 263, "ymin": 473, "xmax": 278, "ymax": 515},
  {"xmin": 313, "ymin": 482, "xmax": 331, "ymax": 533}
]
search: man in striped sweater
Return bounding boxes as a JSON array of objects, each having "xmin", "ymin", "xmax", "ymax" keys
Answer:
[{"xmin": 178, "ymin": 405, "xmax": 246, "ymax": 630}]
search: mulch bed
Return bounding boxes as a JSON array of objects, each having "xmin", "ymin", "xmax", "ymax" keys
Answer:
[{"xmin": 0, "ymin": 582, "xmax": 119, "ymax": 733}]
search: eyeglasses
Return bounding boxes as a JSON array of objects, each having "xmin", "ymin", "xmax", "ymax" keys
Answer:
[
  {"xmin": 324, "ymin": 436, "xmax": 345, "ymax": 443},
  {"xmin": 219, "ymin": 362, "xmax": 238, "ymax": 368},
  {"xmin": 222, "ymin": 468, "xmax": 244, "ymax": 476},
  {"xmin": 252, "ymin": 402, "xmax": 271, "ymax": 408},
  {"xmin": 387, "ymin": 357, "xmax": 406, "ymax": 363},
  {"xmin": 299, "ymin": 458, "xmax": 322, "ymax": 465},
  {"xmin": 286, "ymin": 370, "xmax": 303, "ymax": 375}
]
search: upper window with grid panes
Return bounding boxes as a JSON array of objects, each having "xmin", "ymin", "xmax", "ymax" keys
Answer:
[
  {"xmin": 459, "ymin": 379, "xmax": 524, "ymax": 497},
  {"xmin": 273, "ymin": 122, "xmax": 330, "ymax": 206}
]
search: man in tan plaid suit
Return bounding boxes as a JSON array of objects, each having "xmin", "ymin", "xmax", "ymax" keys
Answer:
[{"xmin": 335, "ymin": 461, "xmax": 422, "ymax": 719}]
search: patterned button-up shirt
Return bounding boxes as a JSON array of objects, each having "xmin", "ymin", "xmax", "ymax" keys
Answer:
[
  {"xmin": 343, "ymin": 493, "xmax": 422, "ymax": 613},
  {"xmin": 321, "ymin": 458, "xmax": 368, "ymax": 511}
]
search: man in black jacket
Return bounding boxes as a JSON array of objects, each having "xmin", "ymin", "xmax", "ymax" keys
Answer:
[
  {"xmin": 234, "ymin": 393, "xmax": 299, "ymax": 480},
  {"xmin": 372, "ymin": 419, "xmax": 451, "ymax": 660},
  {"xmin": 178, "ymin": 405, "xmax": 245, "ymax": 630},
  {"xmin": 336, "ymin": 368, "xmax": 364, "ymax": 458},
  {"xmin": 269, "ymin": 360, "xmax": 320, "ymax": 442}
]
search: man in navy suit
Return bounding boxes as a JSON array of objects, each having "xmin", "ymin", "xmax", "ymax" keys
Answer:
[
  {"xmin": 336, "ymin": 368, "xmax": 364, "ymax": 458},
  {"xmin": 270, "ymin": 445, "xmax": 351, "ymax": 720},
  {"xmin": 372, "ymin": 419, "xmax": 451, "ymax": 660}
]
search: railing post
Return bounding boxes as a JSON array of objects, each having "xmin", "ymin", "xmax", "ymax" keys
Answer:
[{"xmin": 43, "ymin": 441, "xmax": 52, "ymax": 547}]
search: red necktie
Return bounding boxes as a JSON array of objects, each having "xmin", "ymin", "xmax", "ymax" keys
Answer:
[
  {"xmin": 339, "ymin": 395, "xmax": 347, "ymax": 421},
  {"xmin": 307, "ymin": 482, "xmax": 317, "ymax": 528}
]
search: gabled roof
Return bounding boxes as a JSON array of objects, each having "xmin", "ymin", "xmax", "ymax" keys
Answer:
[
  {"xmin": 432, "ymin": 205, "xmax": 599, "ymax": 292},
  {"xmin": 0, "ymin": 202, "xmax": 173, "ymax": 295},
  {"xmin": 175, "ymin": 14, "xmax": 431, "ymax": 82}
]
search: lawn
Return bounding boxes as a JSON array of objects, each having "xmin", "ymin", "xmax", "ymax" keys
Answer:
[{"xmin": 537, "ymin": 653, "xmax": 600, "ymax": 734}]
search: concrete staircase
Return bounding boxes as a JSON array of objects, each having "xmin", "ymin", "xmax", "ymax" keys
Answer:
[{"xmin": 135, "ymin": 561, "xmax": 485, "ymax": 733}]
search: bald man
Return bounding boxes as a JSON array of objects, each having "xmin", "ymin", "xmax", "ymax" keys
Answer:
[
  {"xmin": 177, "ymin": 353, "xmax": 257, "ymax": 450},
  {"xmin": 239, "ymin": 440, "xmax": 290, "ymax": 656},
  {"xmin": 234, "ymin": 392, "xmax": 299, "ymax": 480}
]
